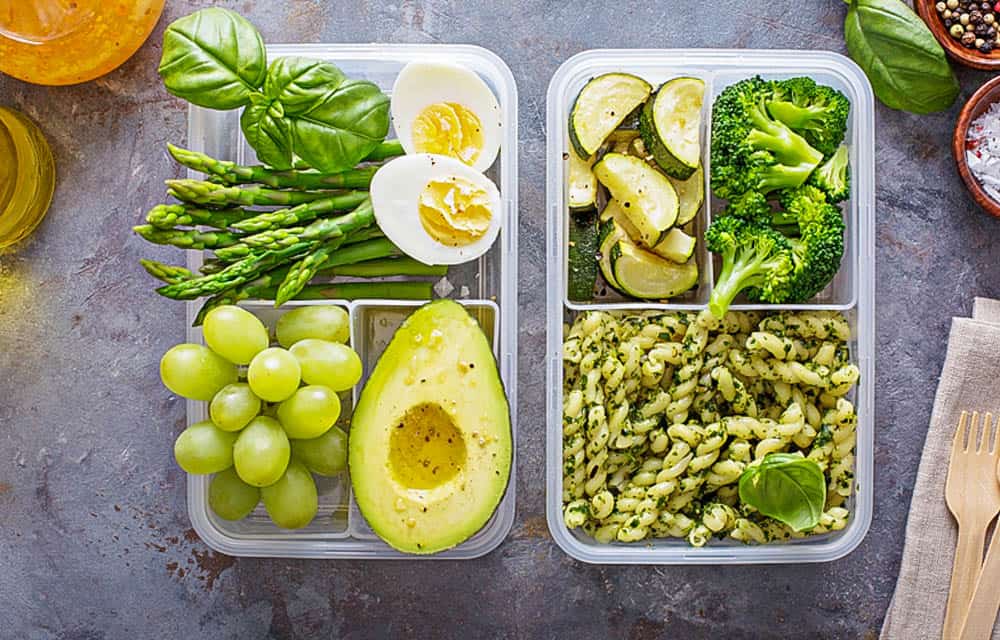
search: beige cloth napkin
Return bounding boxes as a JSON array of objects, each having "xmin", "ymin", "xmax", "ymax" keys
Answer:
[{"xmin": 881, "ymin": 298, "xmax": 1000, "ymax": 640}]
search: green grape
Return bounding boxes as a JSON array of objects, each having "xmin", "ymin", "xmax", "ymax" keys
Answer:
[
  {"xmin": 209, "ymin": 383, "xmax": 262, "ymax": 432},
  {"xmin": 160, "ymin": 343, "xmax": 237, "ymax": 401},
  {"xmin": 202, "ymin": 305, "xmax": 269, "ymax": 365},
  {"xmin": 233, "ymin": 416, "xmax": 290, "ymax": 487},
  {"xmin": 275, "ymin": 305, "xmax": 350, "ymax": 348},
  {"xmin": 289, "ymin": 339, "xmax": 363, "ymax": 391},
  {"xmin": 277, "ymin": 385, "xmax": 341, "ymax": 439},
  {"xmin": 261, "ymin": 458, "xmax": 318, "ymax": 529},
  {"xmin": 174, "ymin": 420, "xmax": 237, "ymax": 475},
  {"xmin": 247, "ymin": 347, "xmax": 301, "ymax": 402},
  {"xmin": 209, "ymin": 467, "xmax": 260, "ymax": 520},
  {"xmin": 291, "ymin": 426, "xmax": 348, "ymax": 476}
]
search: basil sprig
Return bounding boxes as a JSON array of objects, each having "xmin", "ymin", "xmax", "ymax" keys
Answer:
[
  {"xmin": 738, "ymin": 453, "xmax": 827, "ymax": 532},
  {"xmin": 158, "ymin": 9, "xmax": 389, "ymax": 172},
  {"xmin": 843, "ymin": 0, "xmax": 960, "ymax": 114}
]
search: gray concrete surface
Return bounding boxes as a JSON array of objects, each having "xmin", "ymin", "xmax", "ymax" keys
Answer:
[{"xmin": 0, "ymin": 1, "xmax": 992, "ymax": 638}]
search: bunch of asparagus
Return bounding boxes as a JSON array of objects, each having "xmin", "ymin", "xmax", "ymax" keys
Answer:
[{"xmin": 136, "ymin": 143, "xmax": 445, "ymax": 324}]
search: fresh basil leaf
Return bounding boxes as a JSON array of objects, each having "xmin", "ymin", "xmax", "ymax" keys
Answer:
[
  {"xmin": 738, "ymin": 453, "xmax": 826, "ymax": 532},
  {"xmin": 844, "ymin": 0, "xmax": 959, "ymax": 114},
  {"xmin": 159, "ymin": 8, "xmax": 267, "ymax": 111},
  {"xmin": 241, "ymin": 99, "xmax": 293, "ymax": 170},
  {"xmin": 260, "ymin": 57, "xmax": 390, "ymax": 173}
]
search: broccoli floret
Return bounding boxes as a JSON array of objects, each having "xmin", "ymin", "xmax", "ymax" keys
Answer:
[
  {"xmin": 766, "ymin": 78, "xmax": 850, "ymax": 157},
  {"xmin": 807, "ymin": 143, "xmax": 850, "ymax": 203},
  {"xmin": 705, "ymin": 215, "xmax": 794, "ymax": 318},
  {"xmin": 711, "ymin": 76, "xmax": 825, "ymax": 200},
  {"xmin": 778, "ymin": 186, "xmax": 845, "ymax": 302},
  {"xmin": 723, "ymin": 190, "xmax": 774, "ymax": 223}
]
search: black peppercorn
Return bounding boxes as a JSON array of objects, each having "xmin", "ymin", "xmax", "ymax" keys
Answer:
[
  {"xmin": 971, "ymin": 9, "xmax": 984, "ymax": 22},
  {"xmin": 982, "ymin": 41, "xmax": 995, "ymax": 52},
  {"xmin": 946, "ymin": 17, "xmax": 954, "ymax": 26},
  {"xmin": 963, "ymin": 30, "xmax": 978, "ymax": 45},
  {"xmin": 988, "ymin": 25, "xmax": 997, "ymax": 36}
]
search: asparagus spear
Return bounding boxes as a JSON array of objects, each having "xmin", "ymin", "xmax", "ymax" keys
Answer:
[
  {"xmin": 159, "ymin": 202, "xmax": 376, "ymax": 299},
  {"xmin": 231, "ymin": 191, "xmax": 369, "ymax": 233},
  {"xmin": 145, "ymin": 204, "xmax": 251, "ymax": 230},
  {"xmin": 157, "ymin": 242, "xmax": 314, "ymax": 300},
  {"xmin": 192, "ymin": 237, "xmax": 402, "ymax": 324},
  {"xmin": 166, "ymin": 179, "xmax": 345, "ymax": 207},
  {"xmin": 134, "ymin": 225, "xmax": 244, "ymax": 250},
  {"xmin": 167, "ymin": 140, "xmax": 403, "ymax": 189},
  {"xmin": 140, "ymin": 259, "xmax": 195, "ymax": 284},
  {"xmin": 194, "ymin": 280, "xmax": 433, "ymax": 326},
  {"xmin": 167, "ymin": 144, "xmax": 381, "ymax": 190},
  {"xmin": 214, "ymin": 200, "xmax": 374, "ymax": 261},
  {"xmin": 330, "ymin": 258, "xmax": 447, "ymax": 278}
]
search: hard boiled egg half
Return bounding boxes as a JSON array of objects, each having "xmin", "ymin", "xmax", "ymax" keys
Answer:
[
  {"xmin": 391, "ymin": 62, "xmax": 502, "ymax": 172},
  {"xmin": 370, "ymin": 154, "xmax": 501, "ymax": 266}
]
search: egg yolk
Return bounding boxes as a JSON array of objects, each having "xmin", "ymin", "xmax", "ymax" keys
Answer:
[
  {"xmin": 411, "ymin": 102, "xmax": 484, "ymax": 166},
  {"xmin": 418, "ymin": 176, "xmax": 491, "ymax": 247}
]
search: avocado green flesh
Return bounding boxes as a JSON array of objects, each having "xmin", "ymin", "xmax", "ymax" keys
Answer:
[{"xmin": 349, "ymin": 300, "xmax": 512, "ymax": 554}]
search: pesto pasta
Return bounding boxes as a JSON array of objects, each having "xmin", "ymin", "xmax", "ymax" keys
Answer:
[{"xmin": 561, "ymin": 309, "xmax": 859, "ymax": 547}]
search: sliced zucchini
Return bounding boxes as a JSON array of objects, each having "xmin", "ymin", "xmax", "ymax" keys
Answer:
[
  {"xmin": 603, "ymin": 198, "xmax": 695, "ymax": 263},
  {"xmin": 650, "ymin": 228, "xmax": 696, "ymax": 263},
  {"xmin": 593, "ymin": 153, "xmax": 678, "ymax": 247},
  {"xmin": 609, "ymin": 237, "xmax": 699, "ymax": 299},
  {"xmin": 606, "ymin": 128, "xmax": 640, "ymax": 145},
  {"xmin": 569, "ymin": 73, "xmax": 652, "ymax": 158},
  {"xmin": 568, "ymin": 208, "xmax": 599, "ymax": 301},
  {"xmin": 667, "ymin": 163, "xmax": 704, "ymax": 226},
  {"xmin": 568, "ymin": 152, "xmax": 597, "ymax": 213},
  {"xmin": 597, "ymin": 218, "xmax": 624, "ymax": 290},
  {"xmin": 639, "ymin": 77, "xmax": 705, "ymax": 180}
]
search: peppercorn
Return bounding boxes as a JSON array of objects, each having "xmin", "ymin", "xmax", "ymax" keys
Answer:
[
  {"xmin": 938, "ymin": 0, "xmax": 948, "ymax": 8},
  {"xmin": 981, "ymin": 41, "xmax": 995, "ymax": 52},
  {"xmin": 972, "ymin": 10, "xmax": 984, "ymax": 23},
  {"xmin": 961, "ymin": 12, "xmax": 972, "ymax": 24},
  {"xmin": 984, "ymin": 1, "xmax": 992, "ymax": 9},
  {"xmin": 963, "ymin": 30, "xmax": 978, "ymax": 45},
  {"xmin": 986, "ymin": 12, "xmax": 995, "ymax": 23},
  {"xmin": 976, "ymin": 22, "xmax": 988, "ymax": 34},
  {"xmin": 948, "ymin": 0, "xmax": 960, "ymax": 8},
  {"xmin": 953, "ymin": 22, "xmax": 968, "ymax": 36},
  {"xmin": 969, "ymin": 22, "xmax": 977, "ymax": 31},
  {"xmin": 989, "ymin": 25, "xmax": 997, "ymax": 36}
]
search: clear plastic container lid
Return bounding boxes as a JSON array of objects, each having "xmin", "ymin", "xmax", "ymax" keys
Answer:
[
  {"xmin": 545, "ymin": 49, "xmax": 875, "ymax": 563},
  {"xmin": 184, "ymin": 44, "xmax": 519, "ymax": 560}
]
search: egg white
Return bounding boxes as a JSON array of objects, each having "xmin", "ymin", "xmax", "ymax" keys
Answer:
[
  {"xmin": 391, "ymin": 62, "xmax": 502, "ymax": 172},
  {"xmin": 370, "ymin": 154, "xmax": 502, "ymax": 266}
]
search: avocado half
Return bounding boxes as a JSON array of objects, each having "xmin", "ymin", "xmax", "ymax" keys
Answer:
[{"xmin": 349, "ymin": 299, "xmax": 512, "ymax": 554}]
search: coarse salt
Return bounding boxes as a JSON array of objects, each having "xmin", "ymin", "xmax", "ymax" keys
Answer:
[{"xmin": 966, "ymin": 101, "xmax": 1000, "ymax": 201}]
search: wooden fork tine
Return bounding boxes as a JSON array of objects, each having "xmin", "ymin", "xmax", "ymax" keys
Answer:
[
  {"xmin": 977, "ymin": 413, "xmax": 991, "ymax": 453},
  {"xmin": 971, "ymin": 412, "xmax": 981, "ymax": 452},
  {"xmin": 954, "ymin": 411, "xmax": 970, "ymax": 457}
]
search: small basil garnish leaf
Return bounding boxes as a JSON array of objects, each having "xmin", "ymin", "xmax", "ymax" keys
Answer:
[
  {"xmin": 159, "ymin": 8, "xmax": 267, "ymax": 111},
  {"xmin": 259, "ymin": 57, "xmax": 390, "ymax": 173},
  {"xmin": 241, "ymin": 101, "xmax": 293, "ymax": 170},
  {"xmin": 844, "ymin": 0, "xmax": 959, "ymax": 114},
  {"xmin": 738, "ymin": 453, "xmax": 827, "ymax": 532}
]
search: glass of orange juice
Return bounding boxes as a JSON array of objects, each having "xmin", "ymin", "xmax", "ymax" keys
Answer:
[{"xmin": 0, "ymin": 0, "xmax": 165, "ymax": 85}]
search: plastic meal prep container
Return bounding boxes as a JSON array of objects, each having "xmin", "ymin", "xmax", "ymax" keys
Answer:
[
  {"xmin": 183, "ymin": 44, "xmax": 519, "ymax": 559},
  {"xmin": 545, "ymin": 49, "xmax": 875, "ymax": 564}
]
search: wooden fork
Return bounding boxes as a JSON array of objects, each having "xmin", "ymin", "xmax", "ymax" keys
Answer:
[
  {"xmin": 959, "ymin": 443, "xmax": 1000, "ymax": 640},
  {"xmin": 944, "ymin": 411, "xmax": 1000, "ymax": 640}
]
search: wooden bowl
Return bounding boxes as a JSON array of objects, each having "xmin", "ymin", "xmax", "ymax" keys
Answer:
[
  {"xmin": 916, "ymin": 0, "xmax": 1000, "ymax": 69},
  {"xmin": 954, "ymin": 75, "xmax": 1000, "ymax": 216}
]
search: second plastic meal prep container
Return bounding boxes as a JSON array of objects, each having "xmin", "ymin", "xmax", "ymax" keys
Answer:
[
  {"xmin": 183, "ymin": 44, "xmax": 519, "ymax": 559},
  {"xmin": 545, "ymin": 49, "xmax": 875, "ymax": 563}
]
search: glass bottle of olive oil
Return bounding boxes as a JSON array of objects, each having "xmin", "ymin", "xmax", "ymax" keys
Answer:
[
  {"xmin": 0, "ymin": 0, "xmax": 164, "ymax": 85},
  {"xmin": 0, "ymin": 108, "xmax": 55, "ymax": 249}
]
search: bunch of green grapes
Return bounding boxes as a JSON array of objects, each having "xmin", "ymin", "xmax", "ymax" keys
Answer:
[{"xmin": 159, "ymin": 305, "xmax": 363, "ymax": 529}]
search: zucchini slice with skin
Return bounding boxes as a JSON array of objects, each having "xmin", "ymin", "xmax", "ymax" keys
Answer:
[
  {"xmin": 597, "ymin": 217, "xmax": 624, "ymax": 291},
  {"xmin": 568, "ymin": 208, "xmax": 599, "ymax": 301},
  {"xmin": 568, "ymin": 152, "xmax": 598, "ymax": 213},
  {"xmin": 593, "ymin": 153, "xmax": 678, "ymax": 247},
  {"xmin": 639, "ymin": 77, "xmax": 705, "ymax": 180},
  {"xmin": 569, "ymin": 73, "xmax": 652, "ymax": 159},
  {"xmin": 667, "ymin": 163, "xmax": 704, "ymax": 226},
  {"xmin": 610, "ymin": 236, "xmax": 699, "ymax": 299},
  {"xmin": 603, "ymin": 199, "xmax": 695, "ymax": 263}
]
